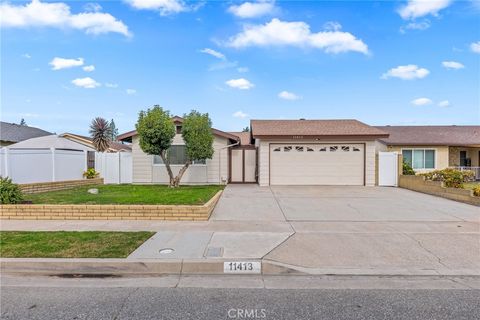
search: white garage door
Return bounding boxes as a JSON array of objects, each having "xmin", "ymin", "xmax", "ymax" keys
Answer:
[{"xmin": 270, "ymin": 144, "xmax": 365, "ymax": 185}]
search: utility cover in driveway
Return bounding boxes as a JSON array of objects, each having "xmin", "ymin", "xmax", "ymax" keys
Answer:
[{"xmin": 270, "ymin": 144, "xmax": 365, "ymax": 185}]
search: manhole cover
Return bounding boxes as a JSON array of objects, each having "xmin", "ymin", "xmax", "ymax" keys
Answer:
[{"xmin": 159, "ymin": 248, "xmax": 174, "ymax": 254}]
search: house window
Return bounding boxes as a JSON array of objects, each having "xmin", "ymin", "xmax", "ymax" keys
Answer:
[
  {"xmin": 402, "ymin": 149, "xmax": 435, "ymax": 169},
  {"xmin": 153, "ymin": 145, "xmax": 206, "ymax": 165},
  {"xmin": 460, "ymin": 151, "xmax": 468, "ymax": 166}
]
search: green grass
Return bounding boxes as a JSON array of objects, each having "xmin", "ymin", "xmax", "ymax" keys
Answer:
[
  {"xmin": 25, "ymin": 184, "xmax": 223, "ymax": 205},
  {"xmin": 464, "ymin": 182, "xmax": 480, "ymax": 190},
  {"xmin": 0, "ymin": 231, "xmax": 154, "ymax": 258}
]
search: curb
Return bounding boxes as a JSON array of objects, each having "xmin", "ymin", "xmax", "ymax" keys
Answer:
[{"xmin": 2, "ymin": 258, "xmax": 480, "ymax": 277}]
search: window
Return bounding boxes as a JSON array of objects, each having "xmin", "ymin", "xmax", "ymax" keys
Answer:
[
  {"xmin": 341, "ymin": 146, "xmax": 350, "ymax": 152},
  {"xmin": 460, "ymin": 151, "xmax": 468, "ymax": 166},
  {"xmin": 306, "ymin": 147, "xmax": 314, "ymax": 152},
  {"xmin": 353, "ymin": 147, "xmax": 360, "ymax": 152},
  {"xmin": 402, "ymin": 149, "xmax": 435, "ymax": 169},
  {"xmin": 295, "ymin": 146, "xmax": 304, "ymax": 152},
  {"xmin": 319, "ymin": 147, "xmax": 326, "ymax": 152},
  {"xmin": 273, "ymin": 147, "xmax": 281, "ymax": 152},
  {"xmin": 284, "ymin": 146, "xmax": 292, "ymax": 152},
  {"xmin": 329, "ymin": 146, "xmax": 338, "ymax": 152},
  {"xmin": 153, "ymin": 145, "xmax": 205, "ymax": 165}
]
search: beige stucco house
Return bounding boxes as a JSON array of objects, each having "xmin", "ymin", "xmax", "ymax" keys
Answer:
[
  {"xmin": 119, "ymin": 118, "xmax": 480, "ymax": 186},
  {"xmin": 376, "ymin": 126, "xmax": 480, "ymax": 178}
]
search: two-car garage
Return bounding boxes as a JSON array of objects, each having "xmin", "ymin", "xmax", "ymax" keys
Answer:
[{"xmin": 269, "ymin": 143, "xmax": 365, "ymax": 186}]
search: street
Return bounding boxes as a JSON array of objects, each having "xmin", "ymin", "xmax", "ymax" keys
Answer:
[{"xmin": 1, "ymin": 275, "xmax": 479, "ymax": 320}]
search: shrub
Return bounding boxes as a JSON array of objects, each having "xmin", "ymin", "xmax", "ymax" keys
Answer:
[
  {"xmin": 473, "ymin": 186, "xmax": 480, "ymax": 197},
  {"xmin": 0, "ymin": 176, "xmax": 23, "ymax": 204},
  {"xmin": 83, "ymin": 168, "xmax": 100, "ymax": 179},
  {"xmin": 420, "ymin": 168, "xmax": 474, "ymax": 189},
  {"xmin": 402, "ymin": 161, "xmax": 415, "ymax": 175}
]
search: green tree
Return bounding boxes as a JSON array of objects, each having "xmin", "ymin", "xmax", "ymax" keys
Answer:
[
  {"xmin": 242, "ymin": 126, "xmax": 250, "ymax": 132},
  {"xmin": 89, "ymin": 117, "xmax": 112, "ymax": 152},
  {"xmin": 135, "ymin": 106, "xmax": 214, "ymax": 187},
  {"xmin": 19, "ymin": 118, "xmax": 26, "ymax": 126},
  {"xmin": 109, "ymin": 119, "xmax": 119, "ymax": 140}
]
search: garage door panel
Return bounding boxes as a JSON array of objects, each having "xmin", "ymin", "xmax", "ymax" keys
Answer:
[{"xmin": 270, "ymin": 144, "xmax": 364, "ymax": 186}]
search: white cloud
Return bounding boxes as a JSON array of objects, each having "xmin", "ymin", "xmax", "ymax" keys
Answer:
[
  {"xmin": 411, "ymin": 97, "xmax": 433, "ymax": 106},
  {"xmin": 105, "ymin": 83, "xmax": 118, "ymax": 88},
  {"xmin": 126, "ymin": 88, "xmax": 137, "ymax": 95},
  {"xmin": 226, "ymin": 18, "xmax": 368, "ymax": 55},
  {"xmin": 228, "ymin": 0, "xmax": 275, "ymax": 18},
  {"xmin": 400, "ymin": 20, "xmax": 430, "ymax": 33},
  {"xmin": 278, "ymin": 91, "xmax": 301, "ymax": 100},
  {"xmin": 21, "ymin": 53, "xmax": 31, "ymax": 59},
  {"xmin": 83, "ymin": 65, "xmax": 95, "ymax": 72},
  {"xmin": 398, "ymin": 0, "xmax": 452, "ymax": 20},
  {"xmin": 83, "ymin": 3, "xmax": 102, "ymax": 12},
  {"xmin": 200, "ymin": 48, "xmax": 226, "ymax": 60},
  {"xmin": 442, "ymin": 61, "xmax": 464, "ymax": 70},
  {"xmin": 226, "ymin": 78, "xmax": 254, "ymax": 90},
  {"xmin": 0, "ymin": 0, "xmax": 131, "ymax": 37},
  {"xmin": 72, "ymin": 77, "xmax": 100, "ymax": 88},
  {"xmin": 237, "ymin": 67, "xmax": 249, "ymax": 73},
  {"xmin": 381, "ymin": 65, "xmax": 430, "ymax": 80},
  {"xmin": 126, "ymin": 0, "xmax": 188, "ymax": 15},
  {"xmin": 50, "ymin": 57, "xmax": 84, "ymax": 70},
  {"xmin": 438, "ymin": 100, "xmax": 450, "ymax": 107},
  {"xmin": 323, "ymin": 21, "xmax": 342, "ymax": 31},
  {"xmin": 233, "ymin": 111, "xmax": 249, "ymax": 118},
  {"xmin": 470, "ymin": 41, "xmax": 480, "ymax": 54}
]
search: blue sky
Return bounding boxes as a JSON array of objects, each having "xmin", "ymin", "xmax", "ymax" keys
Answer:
[{"xmin": 1, "ymin": 0, "xmax": 479, "ymax": 135}]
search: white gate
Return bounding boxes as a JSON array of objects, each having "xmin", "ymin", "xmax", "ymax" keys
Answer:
[
  {"xmin": 95, "ymin": 152, "xmax": 132, "ymax": 184},
  {"xmin": 378, "ymin": 152, "xmax": 398, "ymax": 187}
]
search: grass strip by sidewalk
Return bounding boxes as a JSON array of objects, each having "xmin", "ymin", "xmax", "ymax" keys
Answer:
[
  {"xmin": 0, "ymin": 231, "xmax": 154, "ymax": 258},
  {"xmin": 25, "ymin": 184, "xmax": 223, "ymax": 205}
]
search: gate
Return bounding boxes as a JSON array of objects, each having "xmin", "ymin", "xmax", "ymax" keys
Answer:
[{"xmin": 378, "ymin": 152, "xmax": 399, "ymax": 187}]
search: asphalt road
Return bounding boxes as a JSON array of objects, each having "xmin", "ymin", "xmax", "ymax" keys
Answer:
[{"xmin": 1, "ymin": 286, "xmax": 479, "ymax": 320}]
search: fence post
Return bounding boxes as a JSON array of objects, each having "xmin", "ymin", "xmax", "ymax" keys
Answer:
[
  {"xmin": 118, "ymin": 152, "xmax": 121, "ymax": 184},
  {"xmin": 84, "ymin": 150, "xmax": 88, "ymax": 173},
  {"xmin": 51, "ymin": 147, "xmax": 56, "ymax": 182},
  {"xmin": 4, "ymin": 147, "xmax": 9, "ymax": 178}
]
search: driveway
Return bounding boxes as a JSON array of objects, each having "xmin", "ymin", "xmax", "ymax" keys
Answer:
[{"xmin": 212, "ymin": 185, "xmax": 479, "ymax": 222}]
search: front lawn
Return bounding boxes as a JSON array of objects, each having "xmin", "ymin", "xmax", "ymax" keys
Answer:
[
  {"xmin": 0, "ymin": 231, "xmax": 154, "ymax": 258},
  {"xmin": 25, "ymin": 184, "xmax": 223, "ymax": 205}
]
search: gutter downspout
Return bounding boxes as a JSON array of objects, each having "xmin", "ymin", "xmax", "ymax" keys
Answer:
[{"xmin": 218, "ymin": 140, "xmax": 240, "ymax": 185}]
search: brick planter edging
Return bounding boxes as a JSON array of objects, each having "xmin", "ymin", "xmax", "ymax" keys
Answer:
[
  {"xmin": 399, "ymin": 175, "xmax": 480, "ymax": 206},
  {"xmin": 0, "ymin": 190, "xmax": 223, "ymax": 221},
  {"xmin": 20, "ymin": 178, "xmax": 104, "ymax": 194}
]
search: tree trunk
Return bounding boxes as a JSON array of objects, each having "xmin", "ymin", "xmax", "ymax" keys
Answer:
[
  {"xmin": 172, "ymin": 161, "xmax": 191, "ymax": 187},
  {"xmin": 160, "ymin": 151, "xmax": 176, "ymax": 187}
]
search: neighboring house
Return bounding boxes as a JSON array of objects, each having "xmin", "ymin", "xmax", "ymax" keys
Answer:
[
  {"xmin": 0, "ymin": 121, "xmax": 52, "ymax": 147},
  {"xmin": 61, "ymin": 133, "xmax": 132, "ymax": 152},
  {"xmin": 376, "ymin": 126, "xmax": 480, "ymax": 175},
  {"xmin": 117, "ymin": 116, "xmax": 241, "ymax": 184}
]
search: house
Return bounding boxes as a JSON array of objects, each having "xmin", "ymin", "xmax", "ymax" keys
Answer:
[
  {"xmin": 376, "ymin": 126, "xmax": 480, "ymax": 175},
  {"xmin": 0, "ymin": 121, "xmax": 52, "ymax": 147},
  {"xmin": 61, "ymin": 133, "xmax": 132, "ymax": 152}
]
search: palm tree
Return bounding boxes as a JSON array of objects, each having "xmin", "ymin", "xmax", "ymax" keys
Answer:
[{"xmin": 89, "ymin": 117, "xmax": 112, "ymax": 152}]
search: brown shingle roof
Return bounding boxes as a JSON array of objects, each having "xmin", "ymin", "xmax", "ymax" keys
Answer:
[
  {"xmin": 228, "ymin": 132, "xmax": 252, "ymax": 145},
  {"xmin": 376, "ymin": 126, "xmax": 480, "ymax": 146},
  {"xmin": 251, "ymin": 119, "xmax": 388, "ymax": 138}
]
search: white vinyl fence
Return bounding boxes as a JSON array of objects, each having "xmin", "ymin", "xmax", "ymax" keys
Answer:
[{"xmin": 0, "ymin": 148, "xmax": 132, "ymax": 184}]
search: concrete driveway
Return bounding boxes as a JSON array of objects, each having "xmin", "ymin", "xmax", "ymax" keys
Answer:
[{"xmin": 212, "ymin": 185, "xmax": 479, "ymax": 222}]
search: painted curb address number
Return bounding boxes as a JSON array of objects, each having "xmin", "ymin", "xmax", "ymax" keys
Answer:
[{"xmin": 224, "ymin": 261, "xmax": 261, "ymax": 274}]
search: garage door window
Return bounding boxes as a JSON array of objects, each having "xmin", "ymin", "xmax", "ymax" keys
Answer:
[{"xmin": 402, "ymin": 149, "xmax": 435, "ymax": 169}]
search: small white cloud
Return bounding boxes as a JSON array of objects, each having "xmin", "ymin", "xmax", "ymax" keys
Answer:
[
  {"xmin": 278, "ymin": 91, "xmax": 301, "ymax": 100},
  {"xmin": 228, "ymin": 0, "xmax": 276, "ymax": 18},
  {"xmin": 83, "ymin": 65, "xmax": 95, "ymax": 72},
  {"xmin": 84, "ymin": 2, "xmax": 102, "ymax": 12},
  {"xmin": 0, "ymin": 0, "xmax": 131, "ymax": 37},
  {"xmin": 200, "ymin": 48, "xmax": 226, "ymax": 60},
  {"xmin": 323, "ymin": 21, "xmax": 342, "ymax": 31},
  {"xmin": 226, "ymin": 18, "xmax": 369, "ymax": 55},
  {"xmin": 398, "ymin": 0, "xmax": 452, "ymax": 20},
  {"xmin": 411, "ymin": 97, "xmax": 433, "ymax": 106},
  {"xmin": 442, "ymin": 61, "xmax": 465, "ymax": 70},
  {"xmin": 233, "ymin": 111, "xmax": 249, "ymax": 118},
  {"xmin": 126, "ymin": 88, "xmax": 136, "ymax": 95},
  {"xmin": 400, "ymin": 20, "xmax": 430, "ymax": 33},
  {"xmin": 438, "ymin": 100, "xmax": 450, "ymax": 107},
  {"xmin": 226, "ymin": 78, "xmax": 254, "ymax": 90},
  {"xmin": 21, "ymin": 53, "xmax": 31, "ymax": 59},
  {"xmin": 126, "ymin": 0, "xmax": 188, "ymax": 15},
  {"xmin": 105, "ymin": 83, "xmax": 118, "ymax": 88},
  {"xmin": 72, "ymin": 77, "xmax": 100, "ymax": 88},
  {"xmin": 237, "ymin": 67, "xmax": 249, "ymax": 73},
  {"xmin": 470, "ymin": 41, "xmax": 480, "ymax": 54},
  {"xmin": 381, "ymin": 65, "xmax": 429, "ymax": 80},
  {"xmin": 50, "ymin": 57, "xmax": 84, "ymax": 70}
]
